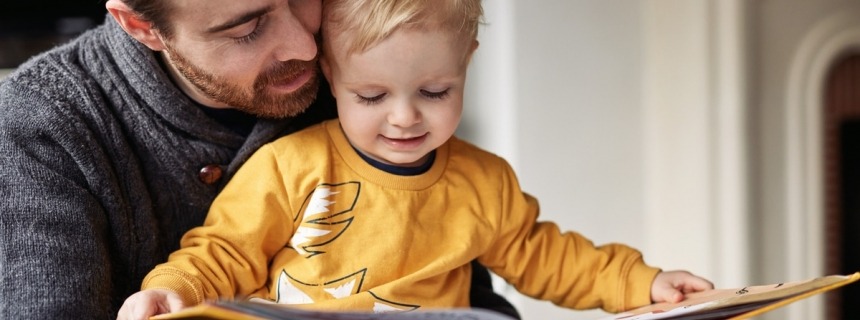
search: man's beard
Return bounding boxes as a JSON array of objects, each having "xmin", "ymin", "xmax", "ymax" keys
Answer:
[{"xmin": 163, "ymin": 45, "xmax": 320, "ymax": 119}]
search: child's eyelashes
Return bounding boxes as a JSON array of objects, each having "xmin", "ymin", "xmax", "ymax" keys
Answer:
[
  {"xmin": 353, "ymin": 88, "xmax": 450, "ymax": 105},
  {"xmin": 420, "ymin": 89, "xmax": 450, "ymax": 100},
  {"xmin": 356, "ymin": 93, "xmax": 387, "ymax": 105}
]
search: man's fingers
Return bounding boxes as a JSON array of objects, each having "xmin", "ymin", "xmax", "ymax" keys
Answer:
[
  {"xmin": 164, "ymin": 293, "xmax": 186, "ymax": 313},
  {"xmin": 130, "ymin": 298, "xmax": 158, "ymax": 320},
  {"xmin": 116, "ymin": 304, "xmax": 131, "ymax": 320}
]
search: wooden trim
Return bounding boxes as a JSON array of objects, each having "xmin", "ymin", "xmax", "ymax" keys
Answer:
[
  {"xmin": 822, "ymin": 54, "xmax": 860, "ymax": 320},
  {"xmin": 783, "ymin": 8, "xmax": 860, "ymax": 320}
]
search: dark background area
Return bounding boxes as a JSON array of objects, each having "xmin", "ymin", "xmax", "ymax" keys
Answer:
[
  {"xmin": 841, "ymin": 120, "xmax": 860, "ymax": 319},
  {"xmin": 0, "ymin": 0, "xmax": 107, "ymax": 68}
]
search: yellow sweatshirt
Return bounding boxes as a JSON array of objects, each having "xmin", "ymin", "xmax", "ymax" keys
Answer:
[{"xmin": 143, "ymin": 119, "xmax": 659, "ymax": 313}]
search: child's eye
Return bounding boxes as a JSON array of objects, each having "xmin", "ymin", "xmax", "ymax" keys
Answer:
[
  {"xmin": 233, "ymin": 17, "xmax": 266, "ymax": 45},
  {"xmin": 421, "ymin": 89, "xmax": 449, "ymax": 100},
  {"xmin": 356, "ymin": 93, "xmax": 387, "ymax": 105}
]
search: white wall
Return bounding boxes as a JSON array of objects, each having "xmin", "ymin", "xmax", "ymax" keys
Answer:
[
  {"xmin": 461, "ymin": 1, "xmax": 860, "ymax": 320},
  {"xmin": 462, "ymin": 1, "xmax": 749, "ymax": 319},
  {"xmin": 462, "ymin": 1, "xmax": 651, "ymax": 319},
  {"xmin": 512, "ymin": 2, "xmax": 647, "ymax": 318}
]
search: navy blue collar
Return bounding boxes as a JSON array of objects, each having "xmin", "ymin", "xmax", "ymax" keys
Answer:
[{"xmin": 354, "ymin": 148, "xmax": 436, "ymax": 176}]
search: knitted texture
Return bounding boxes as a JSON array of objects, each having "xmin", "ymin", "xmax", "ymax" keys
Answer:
[{"xmin": 0, "ymin": 16, "xmax": 334, "ymax": 319}]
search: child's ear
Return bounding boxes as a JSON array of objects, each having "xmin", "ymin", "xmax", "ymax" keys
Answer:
[
  {"xmin": 320, "ymin": 57, "xmax": 337, "ymax": 97},
  {"xmin": 465, "ymin": 40, "xmax": 479, "ymax": 64},
  {"xmin": 106, "ymin": 0, "xmax": 166, "ymax": 51}
]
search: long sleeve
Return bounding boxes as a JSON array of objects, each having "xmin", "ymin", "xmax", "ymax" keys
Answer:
[
  {"xmin": 142, "ymin": 145, "xmax": 296, "ymax": 305},
  {"xmin": 0, "ymin": 80, "xmax": 118, "ymax": 318},
  {"xmin": 478, "ymin": 161, "xmax": 660, "ymax": 313}
]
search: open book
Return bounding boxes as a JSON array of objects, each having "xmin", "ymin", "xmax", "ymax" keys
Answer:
[
  {"xmin": 152, "ymin": 302, "xmax": 517, "ymax": 320},
  {"xmin": 152, "ymin": 272, "xmax": 859, "ymax": 320},
  {"xmin": 601, "ymin": 272, "xmax": 860, "ymax": 320}
]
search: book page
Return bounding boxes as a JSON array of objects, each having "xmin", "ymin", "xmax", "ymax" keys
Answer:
[
  {"xmin": 154, "ymin": 300, "xmax": 517, "ymax": 320},
  {"xmin": 600, "ymin": 272, "xmax": 860, "ymax": 320}
]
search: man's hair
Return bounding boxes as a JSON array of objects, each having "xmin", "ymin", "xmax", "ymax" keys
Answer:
[
  {"xmin": 123, "ymin": 0, "xmax": 175, "ymax": 38},
  {"xmin": 323, "ymin": 0, "xmax": 483, "ymax": 55}
]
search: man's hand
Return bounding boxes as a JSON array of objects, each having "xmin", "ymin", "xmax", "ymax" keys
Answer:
[
  {"xmin": 650, "ymin": 270, "xmax": 714, "ymax": 303},
  {"xmin": 116, "ymin": 288, "xmax": 185, "ymax": 320}
]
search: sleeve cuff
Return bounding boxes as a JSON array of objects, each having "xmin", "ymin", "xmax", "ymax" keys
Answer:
[
  {"xmin": 623, "ymin": 261, "xmax": 661, "ymax": 311},
  {"xmin": 142, "ymin": 267, "xmax": 206, "ymax": 307}
]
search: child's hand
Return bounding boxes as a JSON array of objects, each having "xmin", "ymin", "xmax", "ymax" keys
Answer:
[
  {"xmin": 116, "ymin": 288, "xmax": 185, "ymax": 320},
  {"xmin": 650, "ymin": 270, "xmax": 714, "ymax": 303}
]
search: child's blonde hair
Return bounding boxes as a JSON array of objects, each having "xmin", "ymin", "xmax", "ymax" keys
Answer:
[{"xmin": 323, "ymin": 0, "xmax": 483, "ymax": 55}]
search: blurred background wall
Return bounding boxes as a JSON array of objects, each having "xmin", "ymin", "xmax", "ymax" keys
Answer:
[
  {"xmin": 463, "ymin": 1, "xmax": 860, "ymax": 319},
  {"xmin": 4, "ymin": 0, "xmax": 860, "ymax": 319}
]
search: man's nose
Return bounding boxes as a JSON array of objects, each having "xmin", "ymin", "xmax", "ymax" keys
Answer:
[{"xmin": 273, "ymin": 10, "xmax": 318, "ymax": 62}]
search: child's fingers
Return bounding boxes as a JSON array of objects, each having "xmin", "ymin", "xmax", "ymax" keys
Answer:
[
  {"xmin": 663, "ymin": 289, "xmax": 684, "ymax": 303},
  {"xmin": 664, "ymin": 270, "xmax": 714, "ymax": 292},
  {"xmin": 652, "ymin": 271, "xmax": 715, "ymax": 303},
  {"xmin": 653, "ymin": 279, "xmax": 685, "ymax": 303},
  {"xmin": 685, "ymin": 276, "xmax": 715, "ymax": 292}
]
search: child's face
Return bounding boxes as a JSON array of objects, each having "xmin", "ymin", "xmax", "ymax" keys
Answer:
[{"xmin": 323, "ymin": 28, "xmax": 475, "ymax": 167}]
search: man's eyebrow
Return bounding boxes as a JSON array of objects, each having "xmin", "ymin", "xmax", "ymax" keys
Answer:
[{"xmin": 205, "ymin": 6, "xmax": 274, "ymax": 34}]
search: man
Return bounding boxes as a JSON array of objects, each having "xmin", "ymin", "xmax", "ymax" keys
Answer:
[{"xmin": 0, "ymin": 0, "xmax": 517, "ymax": 318}]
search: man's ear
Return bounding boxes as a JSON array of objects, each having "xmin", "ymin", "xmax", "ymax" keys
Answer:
[{"xmin": 105, "ymin": 0, "xmax": 166, "ymax": 51}]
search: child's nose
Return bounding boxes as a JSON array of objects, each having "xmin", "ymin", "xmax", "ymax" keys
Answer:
[{"xmin": 387, "ymin": 102, "xmax": 422, "ymax": 127}]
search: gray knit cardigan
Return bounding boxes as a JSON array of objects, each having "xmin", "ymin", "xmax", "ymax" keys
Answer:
[{"xmin": 0, "ymin": 17, "xmax": 335, "ymax": 318}]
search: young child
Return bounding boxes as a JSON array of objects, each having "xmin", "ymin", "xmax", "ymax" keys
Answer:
[{"xmin": 118, "ymin": 0, "xmax": 713, "ymax": 318}]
